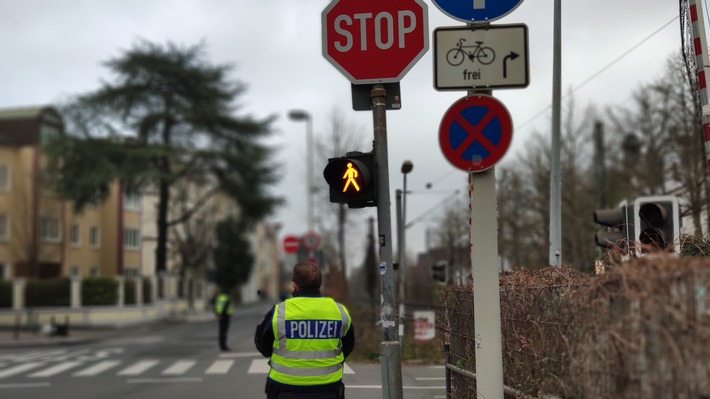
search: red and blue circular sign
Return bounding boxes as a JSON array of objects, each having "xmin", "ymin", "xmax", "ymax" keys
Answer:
[{"xmin": 439, "ymin": 95, "xmax": 512, "ymax": 173}]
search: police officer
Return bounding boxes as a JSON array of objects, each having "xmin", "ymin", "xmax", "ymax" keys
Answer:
[
  {"xmin": 254, "ymin": 261, "xmax": 354, "ymax": 399},
  {"xmin": 213, "ymin": 288, "xmax": 233, "ymax": 352}
]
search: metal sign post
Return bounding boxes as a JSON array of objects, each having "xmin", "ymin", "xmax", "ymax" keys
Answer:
[{"xmin": 372, "ymin": 84, "xmax": 403, "ymax": 399}]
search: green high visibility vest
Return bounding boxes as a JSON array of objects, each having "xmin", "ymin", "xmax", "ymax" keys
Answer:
[
  {"xmin": 269, "ymin": 296, "xmax": 351, "ymax": 386},
  {"xmin": 214, "ymin": 294, "xmax": 233, "ymax": 316}
]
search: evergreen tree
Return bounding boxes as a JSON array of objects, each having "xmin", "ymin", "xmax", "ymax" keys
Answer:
[
  {"xmin": 211, "ymin": 218, "xmax": 254, "ymax": 294},
  {"xmin": 46, "ymin": 41, "xmax": 282, "ymax": 272}
]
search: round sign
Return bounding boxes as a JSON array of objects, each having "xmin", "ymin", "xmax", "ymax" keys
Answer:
[
  {"xmin": 322, "ymin": 0, "xmax": 429, "ymax": 84},
  {"xmin": 439, "ymin": 95, "xmax": 512, "ymax": 172},
  {"xmin": 432, "ymin": 0, "xmax": 525, "ymax": 24},
  {"xmin": 301, "ymin": 231, "xmax": 322, "ymax": 251},
  {"xmin": 282, "ymin": 235, "xmax": 300, "ymax": 254}
]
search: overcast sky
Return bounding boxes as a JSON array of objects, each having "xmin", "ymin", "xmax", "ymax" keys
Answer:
[{"xmin": 0, "ymin": 0, "xmax": 687, "ymax": 267}]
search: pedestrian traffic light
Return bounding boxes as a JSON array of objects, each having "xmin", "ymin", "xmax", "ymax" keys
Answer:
[
  {"xmin": 593, "ymin": 201, "xmax": 634, "ymax": 250},
  {"xmin": 432, "ymin": 261, "xmax": 447, "ymax": 283},
  {"xmin": 633, "ymin": 195, "xmax": 680, "ymax": 253},
  {"xmin": 323, "ymin": 151, "xmax": 377, "ymax": 208}
]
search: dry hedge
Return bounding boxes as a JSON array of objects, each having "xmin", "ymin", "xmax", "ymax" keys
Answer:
[{"xmin": 439, "ymin": 255, "xmax": 710, "ymax": 399}]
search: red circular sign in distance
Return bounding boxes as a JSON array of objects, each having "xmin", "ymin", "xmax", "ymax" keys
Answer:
[
  {"xmin": 301, "ymin": 231, "xmax": 322, "ymax": 251},
  {"xmin": 439, "ymin": 95, "xmax": 513, "ymax": 173},
  {"xmin": 322, "ymin": 0, "xmax": 429, "ymax": 84},
  {"xmin": 282, "ymin": 235, "xmax": 300, "ymax": 254}
]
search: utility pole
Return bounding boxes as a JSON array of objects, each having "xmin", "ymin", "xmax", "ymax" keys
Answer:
[{"xmin": 549, "ymin": 0, "xmax": 562, "ymax": 268}]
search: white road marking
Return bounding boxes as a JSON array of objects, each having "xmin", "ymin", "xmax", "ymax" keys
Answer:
[
  {"xmin": 118, "ymin": 360, "xmax": 159, "ymax": 376},
  {"xmin": 205, "ymin": 360, "xmax": 233, "ymax": 374},
  {"xmin": 73, "ymin": 360, "xmax": 122, "ymax": 377},
  {"xmin": 415, "ymin": 377, "xmax": 445, "ymax": 381},
  {"xmin": 0, "ymin": 382, "xmax": 51, "ymax": 389},
  {"xmin": 162, "ymin": 360, "xmax": 196, "ymax": 375},
  {"xmin": 0, "ymin": 363, "xmax": 45, "ymax": 378},
  {"xmin": 218, "ymin": 351, "xmax": 261, "ymax": 358},
  {"xmin": 127, "ymin": 377, "xmax": 202, "ymax": 384},
  {"xmin": 29, "ymin": 362, "xmax": 82, "ymax": 377}
]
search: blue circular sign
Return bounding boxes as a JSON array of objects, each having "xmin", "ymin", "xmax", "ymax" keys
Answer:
[{"xmin": 432, "ymin": 0, "xmax": 524, "ymax": 23}]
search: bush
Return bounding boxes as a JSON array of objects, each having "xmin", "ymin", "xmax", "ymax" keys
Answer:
[
  {"xmin": 680, "ymin": 234, "xmax": 710, "ymax": 256},
  {"xmin": 26, "ymin": 278, "xmax": 70, "ymax": 307},
  {"xmin": 124, "ymin": 279, "xmax": 136, "ymax": 305},
  {"xmin": 143, "ymin": 278, "xmax": 153, "ymax": 304},
  {"xmin": 0, "ymin": 280, "xmax": 11, "ymax": 308},
  {"xmin": 82, "ymin": 277, "xmax": 118, "ymax": 306}
]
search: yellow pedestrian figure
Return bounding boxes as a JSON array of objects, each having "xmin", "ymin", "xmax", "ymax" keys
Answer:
[{"xmin": 342, "ymin": 162, "xmax": 361, "ymax": 192}]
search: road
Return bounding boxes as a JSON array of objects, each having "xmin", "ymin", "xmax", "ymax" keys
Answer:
[{"xmin": 0, "ymin": 303, "xmax": 446, "ymax": 399}]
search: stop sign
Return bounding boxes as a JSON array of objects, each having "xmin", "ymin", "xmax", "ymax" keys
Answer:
[
  {"xmin": 322, "ymin": 0, "xmax": 429, "ymax": 84},
  {"xmin": 282, "ymin": 235, "xmax": 300, "ymax": 254}
]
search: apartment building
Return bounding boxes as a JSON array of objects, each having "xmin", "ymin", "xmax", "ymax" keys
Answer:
[{"xmin": 0, "ymin": 105, "xmax": 282, "ymax": 296}]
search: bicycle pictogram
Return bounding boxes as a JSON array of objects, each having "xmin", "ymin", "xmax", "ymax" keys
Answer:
[{"xmin": 446, "ymin": 38, "xmax": 495, "ymax": 67}]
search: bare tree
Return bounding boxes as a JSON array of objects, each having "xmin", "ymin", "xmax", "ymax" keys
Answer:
[{"xmin": 313, "ymin": 108, "xmax": 370, "ymax": 292}]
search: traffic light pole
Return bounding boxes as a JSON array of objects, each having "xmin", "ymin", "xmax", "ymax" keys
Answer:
[{"xmin": 371, "ymin": 84, "xmax": 403, "ymax": 399}]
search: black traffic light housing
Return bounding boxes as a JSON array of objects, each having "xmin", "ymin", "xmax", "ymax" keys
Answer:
[
  {"xmin": 593, "ymin": 201, "xmax": 634, "ymax": 251},
  {"xmin": 633, "ymin": 195, "xmax": 680, "ymax": 253},
  {"xmin": 323, "ymin": 151, "xmax": 377, "ymax": 208},
  {"xmin": 432, "ymin": 260, "xmax": 447, "ymax": 283}
]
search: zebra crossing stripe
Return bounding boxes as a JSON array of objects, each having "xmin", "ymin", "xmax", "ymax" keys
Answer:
[
  {"xmin": 29, "ymin": 362, "xmax": 82, "ymax": 378},
  {"xmin": 118, "ymin": 360, "xmax": 159, "ymax": 376},
  {"xmin": 0, "ymin": 363, "xmax": 45, "ymax": 378},
  {"xmin": 73, "ymin": 360, "xmax": 122, "ymax": 377},
  {"xmin": 205, "ymin": 360, "xmax": 233, "ymax": 374},
  {"xmin": 162, "ymin": 360, "xmax": 196, "ymax": 375}
]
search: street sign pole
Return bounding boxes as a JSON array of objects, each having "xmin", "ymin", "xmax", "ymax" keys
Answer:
[
  {"xmin": 469, "ymin": 32, "xmax": 504, "ymax": 399},
  {"xmin": 372, "ymin": 84, "xmax": 403, "ymax": 399}
]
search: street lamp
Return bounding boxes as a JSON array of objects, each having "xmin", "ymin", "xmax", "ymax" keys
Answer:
[
  {"xmin": 288, "ymin": 109, "xmax": 314, "ymax": 233},
  {"xmin": 396, "ymin": 160, "xmax": 413, "ymax": 344}
]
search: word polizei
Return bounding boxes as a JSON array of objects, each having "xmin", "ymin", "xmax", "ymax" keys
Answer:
[{"xmin": 286, "ymin": 320, "xmax": 344, "ymax": 339}]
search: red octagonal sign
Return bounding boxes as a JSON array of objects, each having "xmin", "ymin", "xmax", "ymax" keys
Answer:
[{"xmin": 322, "ymin": 0, "xmax": 429, "ymax": 84}]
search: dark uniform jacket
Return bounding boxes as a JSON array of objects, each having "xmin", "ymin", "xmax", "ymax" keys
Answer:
[{"xmin": 254, "ymin": 289, "xmax": 355, "ymax": 395}]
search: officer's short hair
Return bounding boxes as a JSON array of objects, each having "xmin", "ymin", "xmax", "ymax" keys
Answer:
[{"xmin": 292, "ymin": 261, "xmax": 321, "ymax": 290}]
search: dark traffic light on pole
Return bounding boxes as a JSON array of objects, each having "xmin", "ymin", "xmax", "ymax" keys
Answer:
[
  {"xmin": 432, "ymin": 260, "xmax": 447, "ymax": 283},
  {"xmin": 323, "ymin": 151, "xmax": 377, "ymax": 208},
  {"xmin": 633, "ymin": 195, "xmax": 680, "ymax": 253},
  {"xmin": 593, "ymin": 202, "xmax": 634, "ymax": 251}
]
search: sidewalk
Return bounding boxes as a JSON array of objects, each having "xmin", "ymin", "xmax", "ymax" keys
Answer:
[{"xmin": 0, "ymin": 310, "xmax": 215, "ymax": 349}]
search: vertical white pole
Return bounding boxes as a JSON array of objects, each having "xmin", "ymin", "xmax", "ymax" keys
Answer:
[{"xmin": 470, "ymin": 170, "xmax": 504, "ymax": 399}]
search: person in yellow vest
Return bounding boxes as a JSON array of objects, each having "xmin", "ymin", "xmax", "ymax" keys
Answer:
[
  {"xmin": 213, "ymin": 288, "xmax": 233, "ymax": 352},
  {"xmin": 254, "ymin": 261, "xmax": 354, "ymax": 399}
]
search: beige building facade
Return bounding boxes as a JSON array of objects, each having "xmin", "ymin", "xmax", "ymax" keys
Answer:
[{"xmin": 0, "ymin": 105, "xmax": 281, "ymax": 299}]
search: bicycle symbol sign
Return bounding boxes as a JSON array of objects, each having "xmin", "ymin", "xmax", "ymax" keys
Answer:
[
  {"xmin": 446, "ymin": 38, "xmax": 495, "ymax": 66},
  {"xmin": 439, "ymin": 95, "xmax": 512, "ymax": 173},
  {"xmin": 434, "ymin": 24, "xmax": 529, "ymax": 91}
]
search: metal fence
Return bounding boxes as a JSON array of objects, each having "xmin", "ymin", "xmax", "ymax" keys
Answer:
[{"xmin": 439, "ymin": 256, "xmax": 710, "ymax": 398}]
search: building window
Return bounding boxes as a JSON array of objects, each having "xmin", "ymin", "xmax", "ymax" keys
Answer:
[
  {"xmin": 69, "ymin": 265, "xmax": 80, "ymax": 277},
  {"xmin": 70, "ymin": 223, "xmax": 80, "ymax": 246},
  {"xmin": 0, "ymin": 214, "xmax": 8, "ymax": 241},
  {"xmin": 124, "ymin": 267, "xmax": 139, "ymax": 278},
  {"xmin": 123, "ymin": 190, "xmax": 141, "ymax": 211},
  {"xmin": 124, "ymin": 228, "xmax": 140, "ymax": 249},
  {"xmin": 90, "ymin": 266, "xmax": 99, "ymax": 277},
  {"xmin": 0, "ymin": 164, "xmax": 8, "ymax": 191},
  {"xmin": 40, "ymin": 216, "xmax": 61, "ymax": 242},
  {"xmin": 89, "ymin": 226, "xmax": 100, "ymax": 247}
]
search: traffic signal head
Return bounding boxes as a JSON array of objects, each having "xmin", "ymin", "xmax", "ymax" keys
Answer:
[
  {"xmin": 633, "ymin": 195, "xmax": 680, "ymax": 253},
  {"xmin": 593, "ymin": 202, "xmax": 634, "ymax": 250},
  {"xmin": 432, "ymin": 261, "xmax": 447, "ymax": 283},
  {"xmin": 323, "ymin": 151, "xmax": 377, "ymax": 208}
]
